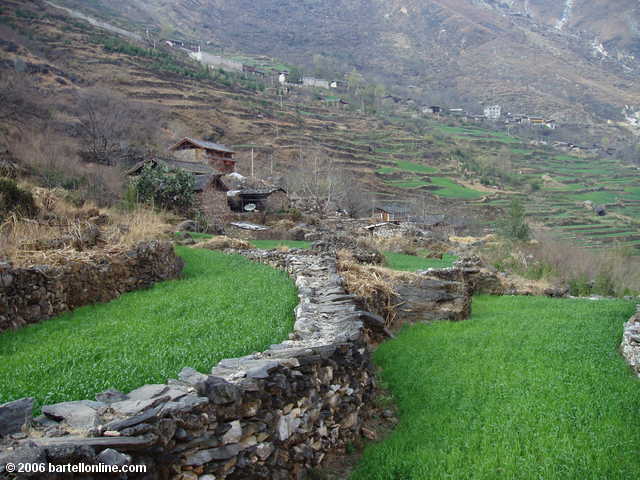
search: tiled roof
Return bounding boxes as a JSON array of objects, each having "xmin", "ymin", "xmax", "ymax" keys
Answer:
[{"xmin": 170, "ymin": 137, "xmax": 235, "ymax": 154}]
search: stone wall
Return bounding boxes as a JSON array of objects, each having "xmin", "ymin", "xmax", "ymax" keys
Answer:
[
  {"xmin": 0, "ymin": 251, "xmax": 376, "ymax": 480},
  {"xmin": 0, "ymin": 241, "xmax": 184, "ymax": 333},
  {"xmin": 621, "ymin": 306, "xmax": 640, "ymax": 376}
]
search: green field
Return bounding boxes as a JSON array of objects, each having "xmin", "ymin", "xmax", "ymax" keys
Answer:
[
  {"xmin": 0, "ymin": 247, "xmax": 297, "ymax": 410},
  {"xmin": 384, "ymin": 251, "xmax": 458, "ymax": 271},
  {"xmin": 251, "ymin": 239, "xmax": 311, "ymax": 249},
  {"xmin": 351, "ymin": 296, "xmax": 639, "ymax": 480}
]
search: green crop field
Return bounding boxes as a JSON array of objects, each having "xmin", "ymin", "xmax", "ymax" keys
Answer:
[
  {"xmin": 384, "ymin": 252, "xmax": 458, "ymax": 271},
  {"xmin": 0, "ymin": 247, "xmax": 297, "ymax": 411},
  {"xmin": 351, "ymin": 296, "xmax": 639, "ymax": 480},
  {"xmin": 251, "ymin": 239, "xmax": 311, "ymax": 249}
]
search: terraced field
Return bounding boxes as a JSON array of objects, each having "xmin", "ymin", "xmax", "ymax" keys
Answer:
[{"xmin": 6, "ymin": 0, "xmax": 640, "ymax": 250}]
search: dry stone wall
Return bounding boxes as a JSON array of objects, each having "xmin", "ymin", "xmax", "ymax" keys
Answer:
[
  {"xmin": 0, "ymin": 251, "xmax": 376, "ymax": 480},
  {"xmin": 0, "ymin": 241, "xmax": 184, "ymax": 333},
  {"xmin": 621, "ymin": 306, "xmax": 640, "ymax": 376}
]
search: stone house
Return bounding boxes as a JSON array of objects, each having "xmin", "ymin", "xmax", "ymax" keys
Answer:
[
  {"xmin": 127, "ymin": 157, "xmax": 233, "ymax": 218},
  {"xmin": 169, "ymin": 138, "xmax": 236, "ymax": 174}
]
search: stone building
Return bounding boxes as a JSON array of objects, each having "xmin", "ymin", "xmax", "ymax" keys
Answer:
[{"xmin": 169, "ymin": 138, "xmax": 237, "ymax": 174}]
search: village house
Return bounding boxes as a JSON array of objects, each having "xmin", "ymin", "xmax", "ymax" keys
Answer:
[
  {"xmin": 302, "ymin": 76, "xmax": 330, "ymax": 89},
  {"xmin": 484, "ymin": 105, "xmax": 501, "ymax": 120},
  {"xmin": 169, "ymin": 137, "xmax": 237, "ymax": 174},
  {"xmin": 374, "ymin": 204, "xmax": 412, "ymax": 222},
  {"xmin": 227, "ymin": 188, "xmax": 289, "ymax": 213}
]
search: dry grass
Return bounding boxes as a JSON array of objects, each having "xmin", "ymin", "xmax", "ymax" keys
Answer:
[
  {"xmin": 337, "ymin": 249, "xmax": 415, "ymax": 328},
  {"xmin": 192, "ymin": 236, "xmax": 252, "ymax": 251},
  {"xmin": 480, "ymin": 231, "xmax": 640, "ymax": 296},
  {"xmin": 358, "ymin": 234, "xmax": 450, "ymax": 256},
  {"xmin": 1, "ymin": 186, "xmax": 173, "ymax": 264},
  {"xmin": 106, "ymin": 208, "xmax": 172, "ymax": 246}
]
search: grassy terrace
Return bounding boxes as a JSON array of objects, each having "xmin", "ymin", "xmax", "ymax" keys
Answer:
[
  {"xmin": 0, "ymin": 247, "xmax": 297, "ymax": 410},
  {"xmin": 384, "ymin": 252, "xmax": 458, "ymax": 271},
  {"xmin": 352, "ymin": 296, "xmax": 639, "ymax": 479}
]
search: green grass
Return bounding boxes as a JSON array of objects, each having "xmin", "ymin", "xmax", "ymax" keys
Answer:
[
  {"xmin": 0, "ymin": 247, "xmax": 297, "ymax": 411},
  {"xmin": 351, "ymin": 296, "xmax": 639, "ymax": 480},
  {"xmin": 251, "ymin": 239, "xmax": 311, "ymax": 249},
  {"xmin": 430, "ymin": 177, "xmax": 485, "ymax": 199},
  {"xmin": 384, "ymin": 252, "xmax": 458, "ymax": 271}
]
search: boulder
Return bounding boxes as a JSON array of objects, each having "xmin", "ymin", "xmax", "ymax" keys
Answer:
[{"xmin": 0, "ymin": 397, "xmax": 34, "ymax": 437}]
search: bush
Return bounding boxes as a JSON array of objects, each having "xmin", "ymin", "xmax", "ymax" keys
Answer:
[
  {"xmin": 500, "ymin": 198, "xmax": 530, "ymax": 241},
  {"xmin": 0, "ymin": 178, "xmax": 38, "ymax": 219},
  {"xmin": 132, "ymin": 164, "xmax": 196, "ymax": 214}
]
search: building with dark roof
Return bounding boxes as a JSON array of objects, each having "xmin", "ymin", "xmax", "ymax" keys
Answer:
[{"xmin": 169, "ymin": 137, "xmax": 236, "ymax": 174}]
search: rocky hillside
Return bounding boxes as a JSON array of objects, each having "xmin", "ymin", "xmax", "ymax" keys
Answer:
[{"xmin": 52, "ymin": 0, "xmax": 640, "ymax": 130}]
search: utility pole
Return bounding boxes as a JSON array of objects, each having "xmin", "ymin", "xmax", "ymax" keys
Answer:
[
  {"xmin": 251, "ymin": 148, "xmax": 254, "ymax": 177},
  {"xmin": 270, "ymin": 153, "xmax": 274, "ymax": 175}
]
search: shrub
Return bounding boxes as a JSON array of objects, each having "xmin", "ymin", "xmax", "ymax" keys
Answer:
[
  {"xmin": 132, "ymin": 164, "xmax": 196, "ymax": 215},
  {"xmin": 500, "ymin": 198, "xmax": 530, "ymax": 241},
  {"xmin": 0, "ymin": 178, "xmax": 38, "ymax": 219}
]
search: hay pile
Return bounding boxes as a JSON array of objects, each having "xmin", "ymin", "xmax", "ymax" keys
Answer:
[
  {"xmin": 337, "ymin": 249, "xmax": 417, "ymax": 328},
  {"xmin": 192, "ymin": 236, "xmax": 252, "ymax": 251}
]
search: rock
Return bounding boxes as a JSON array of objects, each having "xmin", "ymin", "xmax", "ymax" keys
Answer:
[
  {"xmin": 42, "ymin": 400, "xmax": 104, "ymax": 431},
  {"xmin": 127, "ymin": 384, "xmax": 169, "ymax": 401},
  {"xmin": 221, "ymin": 420, "xmax": 242, "ymax": 444},
  {"xmin": 177, "ymin": 220, "xmax": 199, "ymax": 232},
  {"xmin": 184, "ymin": 445, "xmax": 242, "ymax": 466},
  {"xmin": 205, "ymin": 377, "xmax": 241, "ymax": 405},
  {"xmin": 355, "ymin": 311, "xmax": 394, "ymax": 339},
  {"xmin": 0, "ymin": 443, "xmax": 46, "ymax": 475},
  {"xmin": 96, "ymin": 389, "xmax": 128, "ymax": 404},
  {"xmin": 179, "ymin": 367, "xmax": 210, "ymax": 394},
  {"xmin": 97, "ymin": 448, "xmax": 131, "ymax": 466},
  {"xmin": 0, "ymin": 397, "xmax": 34, "ymax": 437},
  {"xmin": 102, "ymin": 406, "xmax": 160, "ymax": 432},
  {"xmin": 109, "ymin": 396, "xmax": 166, "ymax": 417},
  {"xmin": 255, "ymin": 442, "xmax": 275, "ymax": 461}
]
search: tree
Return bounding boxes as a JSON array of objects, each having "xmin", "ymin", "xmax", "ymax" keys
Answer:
[
  {"xmin": 75, "ymin": 89, "xmax": 164, "ymax": 166},
  {"xmin": 287, "ymin": 66, "xmax": 303, "ymax": 84},
  {"xmin": 500, "ymin": 198, "xmax": 530, "ymax": 241},
  {"xmin": 132, "ymin": 164, "xmax": 196, "ymax": 214},
  {"xmin": 346, "ymin": 69, "xmax": 364, "ymax": 93}
]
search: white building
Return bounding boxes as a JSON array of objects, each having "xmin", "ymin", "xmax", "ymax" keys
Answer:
[
  {"xmin": 302, "ymin": 76, "xmax": 330, "ymax": 89},
  {"xmin": 484, "ymin": 104, "xmax": 502, "ymax": 120}
]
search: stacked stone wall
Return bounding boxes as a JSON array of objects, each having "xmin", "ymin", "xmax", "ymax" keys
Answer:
[{"xmin": 0, "ymin": 241, "xmax": 184, "ymax": 333}]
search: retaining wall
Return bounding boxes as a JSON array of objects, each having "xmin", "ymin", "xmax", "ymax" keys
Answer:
[
  {"xmin": 621, "ymin": 306, "xmax": 640, "ymax": 376},
  {"xmin": 0, "ymin": 241, "xmax": 184, "ymax": 333},
  {"xmin": 0, "ymin": 251, "xmax": 376, "ymax": 480}
]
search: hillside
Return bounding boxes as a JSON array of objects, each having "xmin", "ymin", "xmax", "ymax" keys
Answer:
[
  {"xmin": 50, "ymin": 0, "xmax": 640, "ymax": 133},
  {"xmin": 2, "ymin": 0, "xmax": 640, "ymax": 251}
]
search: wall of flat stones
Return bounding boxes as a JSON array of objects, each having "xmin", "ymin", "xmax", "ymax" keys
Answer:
[
  {"xmin": 0, "ymin": 251, "xmax": 376, "ymax": 480},
  {"xmin": 0, "ymin": 241, "xmax": 184, "ymax": 333},
  {"xmin": 621, "ymin": 306, "xmax": 640, "ymax": 376}
]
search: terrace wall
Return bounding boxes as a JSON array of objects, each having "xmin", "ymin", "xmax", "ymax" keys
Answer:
[
  {"xmin": 0, "ymin": 251, "xmax": 376, "ymax": 480},
  {"xmin": 621, "ymin": 306, "xmax": 640, "ymax": 376},
  {"xmin": 0, "ymin": 241, "xmax": 184, "ymax": 334}
]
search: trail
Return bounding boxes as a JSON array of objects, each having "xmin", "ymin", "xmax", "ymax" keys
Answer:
[{"xmin": 46, "ymin": 1, "xmax": 143, "ymax": 42}]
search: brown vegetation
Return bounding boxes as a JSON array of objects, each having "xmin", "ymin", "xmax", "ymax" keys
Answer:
[
  {"xmin": 480, "ymin": 231, "xmax": 640, "ymax": 297},
  {"xmin": 192, "ymin": 236, "xmax": 252, "ymax": 251}
]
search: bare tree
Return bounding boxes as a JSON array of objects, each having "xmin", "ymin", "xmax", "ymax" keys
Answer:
[
  {"xmin": 75, "ymin": 88, "xmax": 164, "ymax": 166},
  {"xmin": 0, "ymin": 71, "xmax": 47, "ymax": 133}
]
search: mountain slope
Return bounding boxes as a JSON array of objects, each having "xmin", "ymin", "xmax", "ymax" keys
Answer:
[{"xmin": 52, "ymin": 0, "xmax": 640, "ymax": 130}]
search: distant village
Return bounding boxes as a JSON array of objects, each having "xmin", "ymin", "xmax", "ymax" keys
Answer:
[{"xmin": 159, "ymin": 41, "xmax": 617, "ymax": 157}]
